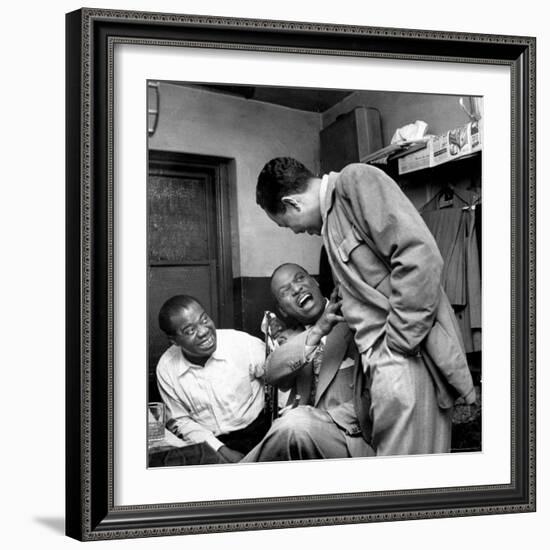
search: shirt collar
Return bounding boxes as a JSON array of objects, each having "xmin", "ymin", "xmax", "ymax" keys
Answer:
[
  {"xmin": 319, "ymin": 174, "xmax": 329, "ymax": 227},
  {"xmin": 174, "ymin": 331, "xmax": 224, "ymax": 375},
  {"xmin": 320, "ymin": 172, "xmax": 339, "ymax": 231}
]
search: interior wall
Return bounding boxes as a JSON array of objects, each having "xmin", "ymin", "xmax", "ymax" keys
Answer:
[
  {"xmin": 148, "ymin": 83, "xmax": 323, "ymax": 336},
  {"xmin": 323, "ymin": 90, "xmax": 475, "ymax": 146}
]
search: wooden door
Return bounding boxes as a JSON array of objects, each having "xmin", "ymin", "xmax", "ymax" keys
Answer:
[{"xmin": 147, "ymin": 152, "xmax": 233, "ymax": 399}]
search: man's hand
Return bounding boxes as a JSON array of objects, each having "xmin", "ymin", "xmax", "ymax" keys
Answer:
[
  {"xmin": 306, "ymin": 287, "xmax": 345, "ymax": 346},
  {"xmin": 217, "ymin": 445, "xmax": 245, "ymax": 463}
]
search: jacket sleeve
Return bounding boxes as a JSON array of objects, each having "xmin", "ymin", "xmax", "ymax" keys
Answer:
[
  {"xmin": 338, "ymin": 164, "xmax": 444, "ymax": 355},
  {"xmin": 325, "ymin": 400, "xmax": 363, "ymax": 436},
  {"xmin": 264, "ymin": 330, "xmax": 312, "ymax": 390}
]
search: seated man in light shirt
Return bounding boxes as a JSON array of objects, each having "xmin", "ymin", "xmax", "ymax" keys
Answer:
[
  {"xmin": 242, "ymin": 263, "xmax": 374, "ymax": 462},
  {"xmin": 156, "ymin": 295, "xmax": 268, "ymax": 463}
]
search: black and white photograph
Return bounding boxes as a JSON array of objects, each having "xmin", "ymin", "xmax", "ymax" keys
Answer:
[
  {"xmin": 60, "ymin": 4, "xmax": 536, "ymax": 543},
  {"xmin": 146, "ymin": 82, "xmax": 483, "ymax": 468}
]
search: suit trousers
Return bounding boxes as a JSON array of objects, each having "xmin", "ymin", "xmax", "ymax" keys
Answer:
[
  {"xmin": 363, "ymin": 339, "xmax": 452, "ymax": 456},
  {"xmin": 240, "ymin": 406, "xmax": 373, "ymax": 462}
]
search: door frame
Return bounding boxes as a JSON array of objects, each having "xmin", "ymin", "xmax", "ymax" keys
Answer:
[{"xmin": 147, "ymin": 150, "xmax": 235, "ymax": 328}]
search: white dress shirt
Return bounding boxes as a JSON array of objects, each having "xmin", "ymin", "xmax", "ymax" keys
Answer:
[{"xmin": 156, "ymin": 329, "xmax": 265, "ymax": 451}]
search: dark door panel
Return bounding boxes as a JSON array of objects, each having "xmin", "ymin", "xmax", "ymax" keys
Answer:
[{"xmin": 148, "ymin": 173, "xmax": 212, "ymax": 264}]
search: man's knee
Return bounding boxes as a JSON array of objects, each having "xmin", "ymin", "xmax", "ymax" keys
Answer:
[{"xmin": 271, "ymin": 406, "xmax": 316, "ymax": 441}]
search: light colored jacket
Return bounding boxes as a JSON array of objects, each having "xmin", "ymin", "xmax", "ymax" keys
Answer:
[
  {"xmin": 321, "ymin": 164, "xmax": 476, "ymax": 408},
  {"xmin": 265, "ymin": 322, "xmax": 365, "ymax": 440}
]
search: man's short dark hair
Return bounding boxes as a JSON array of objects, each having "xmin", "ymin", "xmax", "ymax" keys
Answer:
[
  {"xmin": 256, "ymin": 157, "xmax": 314, "ymax": 214},
  {"xmin": 270, "ymin": 262, "xmax": 305, "ymax": 283},
  {"xmin": 158, "ymin": 295, "xmax": 203, "ymax": 336}
]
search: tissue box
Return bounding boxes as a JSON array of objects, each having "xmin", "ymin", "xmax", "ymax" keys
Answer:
[{"xmin": 397, "ymin": 143, "xmax": 432, "ymax": 174}]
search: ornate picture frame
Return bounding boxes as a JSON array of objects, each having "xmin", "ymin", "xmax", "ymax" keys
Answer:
[{"xmin": 65, "ymin": 8, "xmax": 536, "ymax": 541}]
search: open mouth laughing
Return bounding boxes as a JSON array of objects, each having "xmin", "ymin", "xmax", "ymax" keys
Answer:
[{"xmin": 297, "ymin": 292, "xmax": 315, "ymax": 309}]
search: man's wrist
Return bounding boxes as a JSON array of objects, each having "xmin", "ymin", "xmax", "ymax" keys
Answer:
[
  {"xmin": 206, "ymin": 434, "xmax": 224, "ymax": 451},
  {"xmin": 306, "ymin": 326, "xmax": 323, "ymax": 347}
]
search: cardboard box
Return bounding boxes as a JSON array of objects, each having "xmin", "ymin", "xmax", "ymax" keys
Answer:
[
  {"xmin": 398, "ymin": 120, "xmax": 482, "ymax": 174},
  {"xmin": 397, "ymin": 143, "xmax": 431, "ymax": 174}
]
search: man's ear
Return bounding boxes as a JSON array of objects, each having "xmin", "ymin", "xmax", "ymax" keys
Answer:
[{"xmin": 281, "ymin": 196, "xmax": 301, "ymax": 211}]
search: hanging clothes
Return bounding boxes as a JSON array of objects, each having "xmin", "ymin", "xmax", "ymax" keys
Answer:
[{"xmin": 420, "ymin": 188, "xmax": 481, "ymax": 353}]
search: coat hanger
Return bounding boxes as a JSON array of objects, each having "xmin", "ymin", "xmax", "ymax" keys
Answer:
[
  {"xmin": 439, "ymin": 184, "xmax": 471, "ymax": 208},
  {"xmin": 420, "ymin": 183, "xmax": 470, "ymax": 212}
]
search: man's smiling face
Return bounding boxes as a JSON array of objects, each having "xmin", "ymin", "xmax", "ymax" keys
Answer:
[
  {"xmin": 169, "ymin": 301, "xmax": 217, "ymax": 362},
  {"xmin": 271, "ymin": 264, "xmax": 325, "ymax": 326}
]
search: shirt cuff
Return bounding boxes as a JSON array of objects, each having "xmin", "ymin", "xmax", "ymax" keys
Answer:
[{"xmin": 205, "ymin": 434, "xmax": 224, "ymax": 452}]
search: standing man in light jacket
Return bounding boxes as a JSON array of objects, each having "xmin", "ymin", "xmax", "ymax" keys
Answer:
[{"xmin": 256, "ymin": 158, "xmax": 476, "ymax": 456}]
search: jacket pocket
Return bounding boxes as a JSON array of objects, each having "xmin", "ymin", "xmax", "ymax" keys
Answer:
[
  {"xmin": 369, "ymin": 336, "xmax": 410, "ymax": 370},
  {"xmin": 337, "ymin": 228, "xmax": 362, "ymax": 262},
  {"xmin": 336, "ymin": 227, "xmax": 389, "ymax": 289}
]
